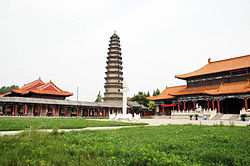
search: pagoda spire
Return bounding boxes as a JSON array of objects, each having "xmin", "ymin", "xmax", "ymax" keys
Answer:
[{"xmin": 104, "ymin": 32, "xmax": 123, "ymax": 104}]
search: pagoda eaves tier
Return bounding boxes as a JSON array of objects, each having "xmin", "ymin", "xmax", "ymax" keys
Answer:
[{"xmin": 1, "ymin": 78, "xmax": 73, "ymax": 100}]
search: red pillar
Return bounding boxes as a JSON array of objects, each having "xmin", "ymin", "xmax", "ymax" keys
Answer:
[
  {"xmin": 178, "ymin": 101, "xmax": 180, "ymax": 111},
  {"xmin": 52, "ymin": 106, "xmax": 55, "ymax": 117},
  {"xmin": 103, "ymin": 108, "xmax": 105, "ymax": 117},
  {"xmin": 245, "ymin": 97, "xmax": 248, "ymax": 110},
  {"xmin": 184, "ymin": 101, "xmax": 186, "ymax": 111},
  {"xmin": 23, "ymin": 105, "xmax": 25, "ymax": 116},
  {"xmin": 217, "ymin": 99, "xmax": 220, "ymax": 113},
  {"xmin": 14, "ymin": 104, "xmax": 17, "ymax": 116},
  {"xmin": 64, "ymin": 107, "xmax": 67, "ymax": 117},
  {"xmin": 207, "ymin": 100, "xmax": 210, "ymax": 109},
  {"xmin": 76, "ymin": 107, "xmax": 79, "ymax": 118},
  {"xmin": 5, "ymin": 104, "xmax": 8, "ymax": 116},
  {"xmin": 212, "ymin": 99, "xmax": 215, "ymax": 110},
  {"xmin": 193, "ymin": 100, "xmax": 196, "ymax": 111},
  {"xmin": 88, "ymin": 107, "xmax": 90, "ymax": 117},
  {"xmin": 162, "ymin": 107, "xmax": 165, "ymax": 116},
  {"xmin": 98, "ymin": 107, "xmax": 100, "ymax": 117},
  {"xmin": 38, "ymin": 106, "xmax": 40, "ymax": 116},
  {"xmin": 155, "ymin": 106, "xmax": 157, "ymax": 116}
]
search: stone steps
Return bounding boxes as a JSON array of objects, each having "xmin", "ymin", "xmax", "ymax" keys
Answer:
[
  {"xmin": 153, "ymin": 116, "xmax": 171, "ymax": 119},
  {"xmin": 212, "ymin": 114, "xmax": 224, "ymax": 120},
  {"xmin": 212, "ymin": 114, "xmax": 240, "ymax": 121},
  {"xmin": 221, "ymin": 114, "xmax": 232, "ymax": 120},
  {"xmin": 229, "ymin": 114, "xmax": 240, "ymax": 121}
]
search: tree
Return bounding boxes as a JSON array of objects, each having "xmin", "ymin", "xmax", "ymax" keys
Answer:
[
  {"xmin": 95, "ymin": 91, "xmax": 103, "ymax": 102},
  {"xmin": 0, "ymin": 85, "xmax": 19, "ymax": 94},
  {"xmin": 130, "ymin": 89, "xmax": 160, "ymax": 110},
  {"xmin": 147, "ymin": 101, "xmax": 155, "ymax": 112},
  {"xmin": 130, "ymin": 91, "xmax": 149, "ymax": 107},
  {"xmin": 153, "ymin": 89, "xmax": 161, "ymax": 96}
]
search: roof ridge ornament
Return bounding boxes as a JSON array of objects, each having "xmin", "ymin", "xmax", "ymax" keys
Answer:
[
  {"xmin": 208, "ymin": 58, "xmax": 211, "ymax": 64},
  {"xmin": 217, "ymin": 81, "xmax": 223, "ymax": 91},
  {"xmin": 220, "ymin": 81, "xmax": 223, "ymax": 86}
]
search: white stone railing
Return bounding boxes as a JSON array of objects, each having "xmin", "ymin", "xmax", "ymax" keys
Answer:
[
  {"xmin": 109, "ymin": 112, "xmax": 116, "ymax": 120},
  {"xmin": 134, "ymin": 113, "xmax": 141, "ymax": 120},
  {"xmin": 209, "ymin": 109, "xmax": 217, "ymax": 119},
  {"xmin": 240, "ymin": 108, "xmax": 250, "ymax": 117},
  {"xmin": 171, "ymin": 107, "xmax": 217, "ymax": 120}
]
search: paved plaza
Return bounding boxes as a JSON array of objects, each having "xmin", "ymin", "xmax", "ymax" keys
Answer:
[
  {"xmin": 137, "ymin": 118, "xmax": 250, "ymax": 126},
  {"xmin": 96, "ymin": 117, "xmax": 250, "ymax": 127}
]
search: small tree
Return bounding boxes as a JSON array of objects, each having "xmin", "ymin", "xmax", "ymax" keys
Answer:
[
  {"xmin": 147, "ymin": 91, "xmax": 150, "ymax": 97},
  {"xmin": 147, "ymin": 101, "xmax": 155, "ymax": 112},
  {"xmin": 95, "ymin": 91, "xmax": 103, "ymax": 102}
]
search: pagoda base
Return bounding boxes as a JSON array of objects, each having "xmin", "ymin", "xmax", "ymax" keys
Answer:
[{"xmin": 110, "ymin": 113, "xmax": 133, "ymax": 122}]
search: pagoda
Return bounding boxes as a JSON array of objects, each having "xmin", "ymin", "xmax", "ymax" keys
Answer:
[{"xmin": 104, "ymin": 32, "xmax": 123, "ymax": 104}]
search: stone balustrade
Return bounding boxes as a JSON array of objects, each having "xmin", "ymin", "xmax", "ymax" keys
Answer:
[
  {"xmin": 171, "ymin": 107, "xmax": 217, "ymax": 120},
  {"xmin": 240, "ymin": 108, "xmax": 250, "ymax": 117}
]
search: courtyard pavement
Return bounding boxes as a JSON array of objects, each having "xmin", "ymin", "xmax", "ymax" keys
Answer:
[
  {"xmin": 0, "ymin": 118, "xmax": 249, "ymax": 136},
  {"xmin": 135, "ymin": 118, "xmax": 250, "ymax": 126}
]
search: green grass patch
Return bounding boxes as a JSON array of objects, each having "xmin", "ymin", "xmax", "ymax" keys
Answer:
[
  {"xmin": 0, "ymin": 117, "xmax": 146, "ymax": 131},
  {"xmin": 0, "ymin": 125, "xmax": 249, "ymax": 165}
]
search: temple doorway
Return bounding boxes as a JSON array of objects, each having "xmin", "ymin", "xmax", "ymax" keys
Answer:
[{"xmin": 221, "ymin": 98, "xmax": 244, "ymax": 114}]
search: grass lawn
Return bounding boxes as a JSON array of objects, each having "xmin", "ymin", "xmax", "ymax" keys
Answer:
[
  {"xmin": 0, "ymin": 117, "xmax": 146, "ymax": 131},
  {"xmin": 0, "ymin": 125, "xmax": 249, "ymax": 165}
]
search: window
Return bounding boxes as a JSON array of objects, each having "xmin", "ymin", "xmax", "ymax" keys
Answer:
[{"xmin": 230, "ymin": 69, "xmax": 248, "ymax": 76}]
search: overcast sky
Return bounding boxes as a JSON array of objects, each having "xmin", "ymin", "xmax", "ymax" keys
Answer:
[{"xmin": 0, "ymin": 0, "xmax": 250, "ymax": 101}]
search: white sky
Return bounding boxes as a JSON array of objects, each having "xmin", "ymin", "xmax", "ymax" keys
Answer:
[{"xmin": 0, "ymin": 0, "xmax": 250, "ymax": 101}]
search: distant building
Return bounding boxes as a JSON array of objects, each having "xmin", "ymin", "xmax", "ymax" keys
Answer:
[
  {"xmin": 0, "ymin": 77, "xmax": 73, "ymax": 100},
  {"xmin": 148, "ymin": 55, "xmax": 250, "ymax": 117},
  {"xmin": 104, "ymin": 32, "xmax": 123, "ymax": 104},
  {"xmin": 0, "ymin": 77, "xmax": 122, "ymax": 117}
]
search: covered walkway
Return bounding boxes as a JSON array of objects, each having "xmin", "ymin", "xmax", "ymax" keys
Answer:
[{"xmin": 0, "ymin": 97, "xmax": 124, "ymax": 118}]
